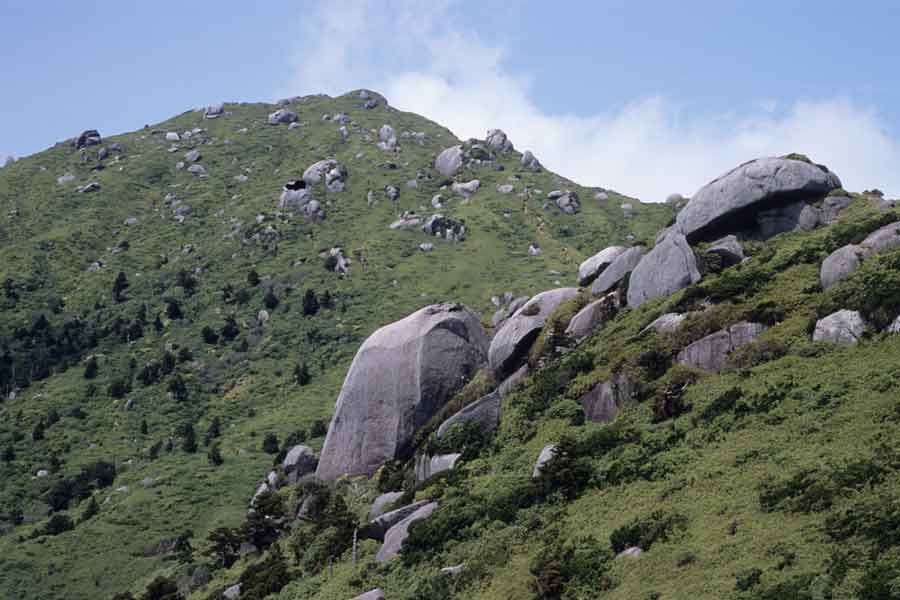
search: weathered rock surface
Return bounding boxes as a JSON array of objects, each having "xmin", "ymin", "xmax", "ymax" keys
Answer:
[
  {"xmin": 351, "ymin": 589, "xmax": 386, "ymax": 600},
  {"xmin": 435, "ymin": 146, "xmax": 463, "ymax": 177},
  {"xmin": 204, "ymin": 103, "xmax": 224, "ymax": 119},
  {"xmin": 578, "ymin": 246, "xmax": 627, "ymax": 286},
  {"xmin": 316, "ymin": 304, "xmax": 489, "ymax": 480},
  {"xmin": 565, "ymin": 293, "xmax": 620, "ymax": 340},
  {"xmin": 813, "ymin": 310, "xmax": 866, "ymax": 345},
  {"xmin": 578, "ymin": 373, "xmax": 634, "ymax": 423},
  {"xmin": 532, "ymin": 444, "xmax": 557, "ymax": 478},
  {"xmin": 415, "ymin": 452, "xmax": 461, "ymax": 482},
  {"xmin": 376, "ymin": 501, "xmax": 439, "ymax": 562},
  {"xmin": 486, "ymin": 129, "xmax": 513, "ymax": 152},
  {"xmin": 451, "ymin": 179, "xmax": 480, "ymax": 198},
  {"xmin": 676, "ymin": 156, "xmax": 841, "ymax": 242},
  {"xmin": 705, "ymin": 235, "xmax": 745, "ymax": 267},
  {"xmin": 627, "ymin": 234, "xmax": 701, "ymax": 307},
  {"xmin": 488, "ymin": 288, "xmax": 579, "ymax": 377},
  {"xmin": 521, "ymin": 150, "xmax": 542, "ymax": 171},
  {"xmin": 282, "ymin": 445, "xmax": 317, "ymax": 484},
  {"xmin": 369, "ymin": 492, "xmax": 405, "ymax": 520},
  {"xmin": 268, "ymin": 108, "xmax": 298, "ymax": 125},
  {"xmin": 361, "ymin": 500, "xmax": 430, "ymax": 541},
  {"xmin": 676, "ymin": 322, "xmax": 767, "ymax": 372},
  {"xmin": 820, "ymin": 222, "xmax": 900, "ymax": 289},
  {"xmin": 303, "ymin": 159, "xmax": 347, "ymax": 192},
  {"xmin": 641, "ymin": 313, "xmax": 687, "ymax": 335},
  {"xmin": 820, "ymin": 244, "xmax": 865, "ymax": 290},
  {"xmin": 591, "ymin": 246, "xmax": 646, "ymax": 296},
  {"xmin": 497, "ymin": 364, "xmax": 529, "ymax": 398},
  {"xmin": 436, "ymin": 391, "xmax": 501, "ymax": 439}
]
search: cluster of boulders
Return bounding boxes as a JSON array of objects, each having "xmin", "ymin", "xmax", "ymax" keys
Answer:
[{"xmin": 820, "ymin": 220, "xmax": 900, "ymax": 289}]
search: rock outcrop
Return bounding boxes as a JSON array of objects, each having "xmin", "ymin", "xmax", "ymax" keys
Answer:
[
  {"xmin": 578, "ymin": 246, "xmax": 626, "ymax": 286},
  {"xmin": 820, "ymin": 221, "xmax": 900, "ymax": 289},
  {"xmin": 486, "ymin": 129, "xmax": 513, "ymax": 152},
  {"xmin": 565, "ymin": 293, "xmax": 620, "ymax": 340},
  {"xmin": 352, "ymin": 589, "xmax": 386, "ymax": 600},
  {"xmin": 435, "ymin": 146, "xmax": 463, "ymax": 178},
  {"xmin": 268, "ymin": 108, "xmax": 298, "ymax": 125},
  {"xmin": 369, "ymin": 492, "xmax": 404, "ymax": 520},
  {"xmin": 813, "ymin": 310, "xmax": 867, "ymax": 345},
  {"xmin": 578, "ymin": 373, "xmax": 634, "ymax": 423},
  {"xmin": 361, "ymin": 500, "xmax": 430, "ymax": 541},
  {"xmin": 282, "ymin": 445, "xmax": 317, "ymax": 485},
  {"xmin": 316, "ymin": 303, "xmax": 489, "ymax": 480},
  {"xmin": 532, "ymin": 444, "xmax": 557, "ymax": 478},
  {"xmin": 436, "ymin": 391, "xmax": 501, "ymax": 439},
  {"xmin": 376, "ymin": 501, "xmax": 439, "ymax": 562},
  {"xmin": 415, "ymin": 453, "xmax": 461, "ymax": 482},
  {"xmin": 627, "ymin": 234, "xmax": 701, "ymax": 307},
  {"xmin": 591, "ymin": 246, "xmax": 646, "ymax": 296},
  {"xmin": 641, "ymin": 313, "xmax": 687, "ymax": 335},
  {"xmin": 676, "ymin": 156, "xmax": 841, "ymax": 242},
  {"xmin": 488, "ymin": 288, "xmax": 579, "ymax": 377},
  {"xmin": 676, "ymin": 322, "xmax": 767, "ymax": 372}
]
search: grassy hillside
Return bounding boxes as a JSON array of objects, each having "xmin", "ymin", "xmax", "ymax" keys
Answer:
[{"xmin": 0, "ymin": 91, "xmax": 670, "ymax": 600}]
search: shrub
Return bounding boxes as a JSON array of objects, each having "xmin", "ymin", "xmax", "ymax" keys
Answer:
[
  {"xmin": 724, "ymin": 339, "xmax": 788, "ymax": 372},
  {"xmin": 530, "ymin": 534, "xmax": 614, "ymax": 599},
  {"xmin": 238, "ymin": 547, "xmax": 291, "ymax": 600},
  {"xmin": 84, "ymin": 356, "xmax": 98, "ymax": 379},
  {"xmin": 545, "ymin": 399, "xmax": 585, "ymax": 426},
  {"xmin": 201, "ymin": 326, "xmax": 219, "ymax": 345},
  {"xmin": 41, "ymin": 513, "xmax": 74, "ymax": 536},
  {"xmin": 650, "ymin": 367, "xmax": 697, "ymax": 422},
  {"xmin": 262, "ymin": 433, "xmax": 279, "ymax": 454},
  {"xmin": 402, "ymin": 498, "xmax": 479, "ymax": 565},
  {"xmin": 609, "ymin": 510, "xmax": 688, "ymax": 553},
  {"xmin": 734, "ymin": 567, "xmax": 762, "ymax": 591},
  {"xmin": 534, "ymin": 435, "xmax": 593, "ymax": 502},
  {"xmin": 108, "ymin": 377, "xmax": 131, "ymax": 399}
]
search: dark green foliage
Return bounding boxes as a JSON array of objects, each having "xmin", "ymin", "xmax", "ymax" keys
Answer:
[
  {"xmin": 39, "ymin": 513, "xmax": 74, "ymax": 537},
  {"xmin": 735, "ymin": 567, "xmax": 763, "ymax": 591},
  {"xmin": 80, "ymin": 496, "xmax": 99, "ymax": 522},
  {"xmin": 650, "ymin": 367, "xmax": 697, "ymax": 422},
  {"xmin": 724, "ymin": 339, "xmax": 788, "ymax": 371},
  {"xmin": 140, "ymin": 419, "xmax": 149, "ymax": 435},
  {"xmin": 175, "ymin": 270, "xmax": 197, "ymax": 296},
  {"xmin": 173, "ymin": 529, "xmax": 194, "ymax": 564},
  {"xmin": 1, "ymin": 444, "xmax": 14, "ymax": 462},
  {"xmin": 31, "ymin": 418, "xmax": 46, "ymax": 441},
  {"xmin": 530, "ymin": 534, "xmax": 614, "ymax": 599},
  {"xmin": 165, "ymin": 298, "xmax": 183, "ymax": 320},
  {"xmin": 139, "ymin": 576, "xmax": 182, "ymax": 600},
  {"xmin": 262, "ymin": 432, "xmax": 279, "ymax": 454},
  {"xmin": 825, "ymin": 250, "xmax": 900, "ymax": 329},
  {"xmin": 302, "ymin": 289, "xmax": 319, "ymax": 316},
  {"xmin": 201, "ymin": 326, "xmax": 219, "ymax": 345},
  {"xmin": 204, "ymin": 416, "xmax": 221, "ymax": 445},
  {"xmin": 293, "ymin": 362, "xmax": 311, "ymax": 386},
  {"xmin": 263, "ymin": 289, "xmax": 279, "ymax": 310},
  {"xmin": 544, "ymin": 399, "xmax": 585, "ymax": 426},
  {"xmin": 426, "ymin": 419, "xmax": 492, "ymax": 460},
  {"xmin": 609, "ymin": 510, "xmax": 688, "ymax": 553},
  {"xmin": 207, "ymin": 442, "xmax": 223, "ymax": 466},
  {"xmin": 238, "ymin": 546, "xmax": 291, "ymax": 600},
  {"xmin": 220, "ymin": 316, "xmax": 239, "ymax": 341},
  {"xmin": 108, "ymin": 377, "xmax": 131, "ymax": 399},
  {"xmin": 206, "ymin": 527, "xmax": 243, "ymax": 569},
  {"xmin": 534, "ymin": 435, "xmax": 593, "ymax": 501},
  {"xmin": 247, "ymin": 270, "xmax": 260, "ymax": 286},
  {"xmin": 825, "ymin": 488, "xmax": 900, "ymax": 553},
  {"xmin": 180, "ymin": 423, "xmax": 197, "ymax": 453},
  {"xmin": 289, "ymin": 489, "xmax": 355, "ymax": 573},
  {"xmin": 167, "ymin": 374, "xmax": 188, "ymax": 401},
  {"xmin": 83, "ymin": 356, "xmax": 98, "ymax": 379},
  {"xmin": 309, "ymin": 419, "xmax": 327, "ymax": 438},
  {"xmin": 113, "ymin": 271, "xmax": 129, "ymax": 303},
  {"xmin": 401, "ymin": 498, "xmax": 479, "ymax": 566}
]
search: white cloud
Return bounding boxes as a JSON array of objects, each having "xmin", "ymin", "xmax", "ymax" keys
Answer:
[{"xmin": 284, "ymin": 0, "xmax": 900, "ymax": 201}]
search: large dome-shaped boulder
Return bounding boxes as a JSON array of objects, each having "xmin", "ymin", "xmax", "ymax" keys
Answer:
[
  {"xmin": 316, "ymin": 304, "xmax": 489, "ymax": 480},
  {"xmin": 591, "ymin": 246, "xmax": 646, "ymax": 296},
  {"xmin": 676, "ymin": 157, "xmax": 841, "ymax": 243},
  {"xmin": 488, "ymin": 288, "xmax": 580, "ymax": 377},
  {"xmin": 435, "ymin": 146, "xmax": 463, "ymax": 178},
  {"xmin": 578, "ymin": 246, "xmax": 626, "ymax": 286},
  {"xmin": 627, "ymin": 234, "xmax": 701, "ymax": 307}
]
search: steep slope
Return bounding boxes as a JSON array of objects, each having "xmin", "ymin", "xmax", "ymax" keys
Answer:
[{"xmin": 0, "ymin": 91, "xmax": 670, "ymax": 600}]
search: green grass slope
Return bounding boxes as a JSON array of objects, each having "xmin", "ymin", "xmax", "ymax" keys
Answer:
[{"xmin": 0, "ymin": 91, "xmax": 669, "ymax": 600}]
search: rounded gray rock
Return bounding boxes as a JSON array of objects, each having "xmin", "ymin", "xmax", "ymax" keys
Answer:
[
  {"xmin": 591, "ymin": 246, "xmax": 646, "ymax": 296},
  {"xmin": 813, "ymin": 309, "xmax": 866, "ymax": 345},
  {"xmin": 488, "ymin": 288, "xmax": 579, "ymax": 377},
  {"xmin": 315, "ymin": 303, "xmax": 488, "ymax": 480},
  {"xmin": 676, "ymin": 156, "xmax": 841, "ymax": 242},
  {"xmin": 820, "ymin": 244, "xmax": 864, "ymax": 290},
  {"xmin": 627, "ymin": 234, "xmax": 701, "ymax": 307},
  {"xmin": 435, "ymin": 146, "xmax": 463, "ymax": 178},
  {"xmin": 578, "ymin": 246, "xmax": 627, "ymax": 286}
]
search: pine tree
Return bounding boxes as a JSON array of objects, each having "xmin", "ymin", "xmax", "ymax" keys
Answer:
[
  {"xmin": 153, "ymin": 312, "xmax": 163, "ymax": 332},
  {"xmin": 263, "ymin": 289, "xmax": 279, "ymax": 310},
  {"xmin": 32, "ymin": 419, "xmax": 46, "ymax": 441},
  {"xmin": 165, "ymin": 298, "xmax": 183, "ymax": 320},
  {"xmin": 247, "ymin": 269, "xmax": 261, "ymax": 286},
  {"xmin": 293, "ymin": 362, "xmax": 311, "ymax": 386},
  {"xmin": 112, "ymin": 271, "xmax": 129, "ymax": 303},
  {"xmin": 204, "ymin": 416, "xmax": 221, "ymax": 446},
  {"xmin": 140, "ymin": 419, "xmax": 149, "ymax": 435},
  {"xmin": 262, "ymin": 432, "xmax": 279, "ymax": 455},
  {"xmin": 208, "ymin": 442, "xmax": 223, "ymax": 466},
  {"xmin": 168, "ymin": 374, "xmax": 188, "ymax": 401},
  {"xmin": 84, "ymin": 356, "xmax": 99, "ymax": 379},
  {"xmin": 302, "ymin": 289, "xmax": 320, "ymax": 316},
  {"xmin": 201, "ymin": 326, "xmax": 219, "ymax": 345},
  {"xmin": 220, "ymin": 316, "xmax": 239, "ymax": 341},
  {"xmin": 181, "ymin": 423, "xmax": 197, "ymax": 453}
]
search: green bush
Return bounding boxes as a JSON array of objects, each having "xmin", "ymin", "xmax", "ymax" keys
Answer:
[
  {"xmin": 530, "ymin": 533, "xmax": 614, "ymax": 600},
  {"xmin": 609, "ymin": 510, "xmax": 688, "ymax": 553}
]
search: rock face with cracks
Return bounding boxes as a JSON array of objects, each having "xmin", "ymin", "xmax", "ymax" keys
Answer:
[{"xmin": 316, "ymin": 303, "xmax": 488, "ymax": 480}]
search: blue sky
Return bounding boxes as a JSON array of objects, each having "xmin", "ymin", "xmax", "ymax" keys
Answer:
[{"xmin": 2, "ymin": 0, "xmax": 898, "ymax": 199}]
